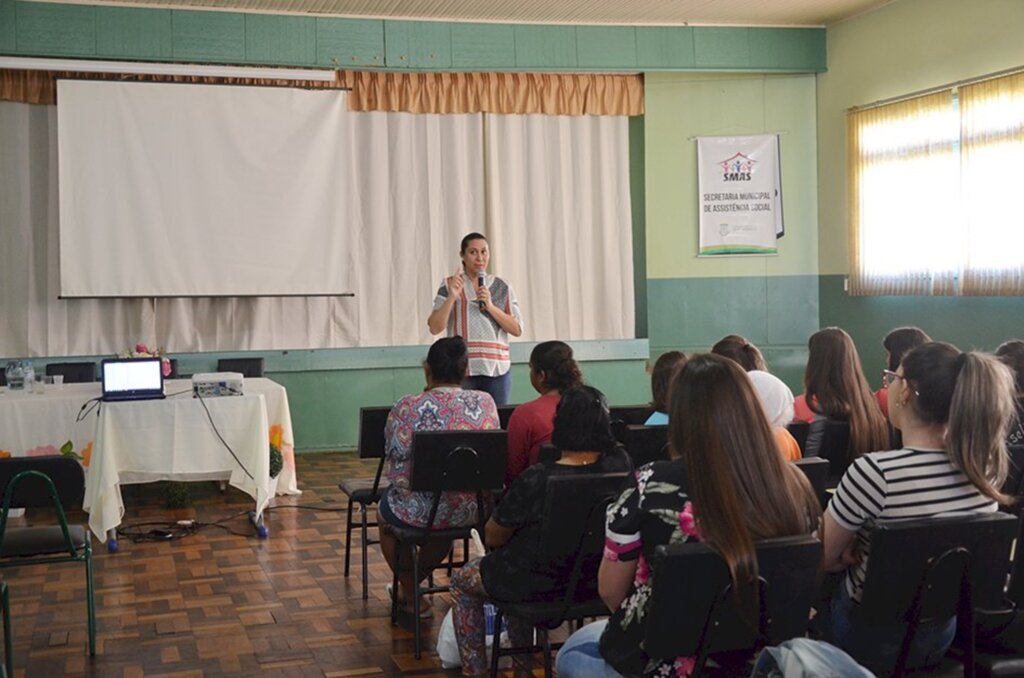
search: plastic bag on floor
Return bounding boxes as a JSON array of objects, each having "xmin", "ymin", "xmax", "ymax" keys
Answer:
[{"xmin": 437, "ymin": 604, "xmax": 508, "ymax": 669}]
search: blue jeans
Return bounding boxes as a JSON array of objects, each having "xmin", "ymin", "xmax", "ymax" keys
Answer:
[
  {"xmin": 555, "ymin": 620, "xmax": 625, "ymax": 678},
  {"xmin": 822, "ymin": 579, "xmax": 956, "ymax": 675},
  {"xmin": 463, "ymin": 371, "xmax": 512, "ymax": 406}
]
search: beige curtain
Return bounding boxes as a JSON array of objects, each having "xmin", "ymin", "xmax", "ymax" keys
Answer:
[
  {"xmin": 2, "ymin": 68, "xmax": 643, "ymax": 116},
  {"xmin": 847, "ymin": 91, "xmax": 959, "ymax": 296},
  {"xmin": 959, "ymin": 71, "xmax": 1024, "ymax": 296}
]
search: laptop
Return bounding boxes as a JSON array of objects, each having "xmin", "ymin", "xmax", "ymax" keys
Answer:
[{"xmin": 101, "ymin": 358, "xmax": 166, "ymax": 402}]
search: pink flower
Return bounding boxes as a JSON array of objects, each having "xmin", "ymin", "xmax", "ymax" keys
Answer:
[
  {"xmin": 135, "ymin": 343, "xmax": 149, "ymax": 354},
  {"xmin": 674, "ymin": 656, "xmax": 697, "ymax": 676},
  {"xmin": 635, "ymin": 554, "xmax": 650, "ymax": 585},
  {"xmin": 679, "ymin": 502, "xmax": 703, "ymax": 540},
  {"xmin": 27, "ymin": 445, "xmax": 59, "ymax": 457}
]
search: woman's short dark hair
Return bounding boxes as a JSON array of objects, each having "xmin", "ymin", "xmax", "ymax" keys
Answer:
[
  {"xmin": 426, "ymin": 336, "xmax": 468, "ymax": 384},
  {"xmin": 460, "ymin": 232, "xmax": 488, "ymax": 254},
  {"xmin": 883, "ymin": 326, "xmax": 931, "ymax": 372},
  {"xmin": 551, "ymin": 385, "xmax": 618, "ymax": 455},
  {"xmin": 711, "ymin": 335, "xmax": 767, "ymax": 372},
  {"xmin": 996, "ymin": 340, "xmax": 1024, "ymax": 395},
  {"xmin": 530, "ymin": 341, "xmax": 583, "ymax": 392},
  {"xmin": 650, "ymin": 351, "xmax": 688, "ymax": 412}
]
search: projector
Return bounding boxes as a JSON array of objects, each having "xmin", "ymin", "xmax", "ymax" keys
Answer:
[{"xmin": 191, "ymin": 372, "xmax": 244, "ymax": 398}]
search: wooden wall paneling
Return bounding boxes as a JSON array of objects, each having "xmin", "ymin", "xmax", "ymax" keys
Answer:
[
  {"xmin": 171, "ymin": 9, "xmax": 246, "ymax": 63},
  {"xmin": 513, "ymin": 24, "xmax": 577, "ymax": 69},
  {"xmin": 96, "ymin": 6, "xmax": 172, "ymax": 60},
  {"xmin": 384, "ymin": 20, "xmax": 452, "ymax": 69},
  {"xmin": 245, "ymin": 14, "xmax": 316, "ymax": 66},
  {"xmin": 315, "ymin": 16, "xmax": 383, "ymax": 67},
  {"xmin": 693, "ymin": 26, "xmax": 751, "ymax": 69},
  {"xmin": 635, "ymin": 26, "xmax": 696, "ymax": 69},
  {"xmin": 450, "ymin": 22, "xmax": 514, "ymax": 69},
  {"xmin": 576, "ymin": 26, "xmax": 637, "ymax": 69},
  {"xmin": 14, "ymin": 1, "xmax": 96, "ymax": 57}
]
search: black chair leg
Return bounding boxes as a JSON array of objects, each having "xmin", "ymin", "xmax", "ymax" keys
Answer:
[
  {"xmin": 541, "ymin": 628, "xmax": 553, "ymax": 678},
  {"xmin": 343, "ymin": 496, "xmax": 355, "ymax": 577},
  {"xmin": 85, "ymin": 542, "xmax": 95, "ymax": 657},
  {"xmin": 412, "ymin": 546, "xmax": 422, "ymax": 659},
  {"xmin": 390, "ymin": 545, "xmax": 401, "ymax": 625},
  {"xmin": 360, "ymin": 504, "xmax": 370, "ymax": 600},
  {"xmin": 490, "ymin": 607, "xmax": 505, "ymax": 677}
]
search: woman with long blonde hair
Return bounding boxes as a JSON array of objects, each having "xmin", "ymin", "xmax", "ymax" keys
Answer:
[{"xmin": 557, "ymin": 354, "xmax": 819, "ymax": 677}]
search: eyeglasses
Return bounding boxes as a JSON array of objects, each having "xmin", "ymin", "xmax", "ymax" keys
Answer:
[{"xmin": 883, "ymin": 369, "xmax": 920, "ymax": 396}]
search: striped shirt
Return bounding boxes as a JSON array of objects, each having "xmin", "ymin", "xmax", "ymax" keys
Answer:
[
  {"xmin": 827, "ymin": 448, "xmax": 997, "ymax": 602},
  {"xmin": 433, "ymin": 272, "xmax": 523, "ymax": 378}
]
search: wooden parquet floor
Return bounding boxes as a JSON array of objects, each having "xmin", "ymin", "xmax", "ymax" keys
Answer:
[{"xmin": 3, "ymin": 452, "xmax": 546, "ymax": 677}]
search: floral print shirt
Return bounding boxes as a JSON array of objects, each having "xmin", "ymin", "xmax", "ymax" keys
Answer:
[
  {"xmin": 599, "ymin": 460, "xmax": 699, "ymax": 677},
  {"xmin": 382, "ymin": 387, "xmax": 499, "ymax": 528}
]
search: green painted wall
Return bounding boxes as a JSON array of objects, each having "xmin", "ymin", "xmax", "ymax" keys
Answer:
[
  {"xmin": 814, "ymin": 0, "xmax": 1024, "ymax": 376},
  {"xmin": 643, "ymin": 73, "xmax": 820, "ymax": 390},
  {"xmin": 0, "ymin": 1, "xmax": 827, "ymax": 73}
]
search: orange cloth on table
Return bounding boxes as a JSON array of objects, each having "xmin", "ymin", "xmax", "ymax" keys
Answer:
[
  {"xmin": 792, "ymin": 394, "xmax": 816, "ymax": 423},
  {"xmin": 774, "ymin": 427, "xmax": 802, "ymax": 461}
]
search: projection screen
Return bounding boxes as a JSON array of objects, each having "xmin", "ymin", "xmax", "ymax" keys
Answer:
[{"xmin": 57, "ymin": 80, "xmax": 354, "ymax": 298}]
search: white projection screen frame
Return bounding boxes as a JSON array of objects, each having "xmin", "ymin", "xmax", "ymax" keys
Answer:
[{"xmin": 57, "ymin": 80, "xmax": 355, "ymax": 298}]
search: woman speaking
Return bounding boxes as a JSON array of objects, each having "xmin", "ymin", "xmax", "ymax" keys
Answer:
[{"xmin": 428, "ymin": 232, "xmax": 523, "ymax": 405}]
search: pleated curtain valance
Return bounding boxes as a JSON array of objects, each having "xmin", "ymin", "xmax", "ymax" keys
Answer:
[{"xmin": 0, "ymin": 68, "xmax": 644, "ymax": 116}]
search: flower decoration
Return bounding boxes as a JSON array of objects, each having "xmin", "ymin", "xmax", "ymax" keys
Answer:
[{"xmin": 120, "ymin": 343, "xmax": 172, "ymax": 377}]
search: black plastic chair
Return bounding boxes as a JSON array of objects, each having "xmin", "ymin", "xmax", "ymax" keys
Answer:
[
  {"xmin": 388, "ymin": 429, "xmax": 507, "ymax": 658},
  {"xmin": 216, "ymin": 357, "xmax": 265, "ymax": 378},
  {"xmin": 497, "ymin": 405, "xmax": 517, "ymax": 430},
  {"xmin": 0, "ymin": 457, "xmax": 95, "ymax": 658},
  {"xmin": 44, "ymin": 362, "xmax": 96, "ymax": 384},
  {"xmin": 620, "ymin": 425, "xmax": 669, "ymax": 468},
  {"xmin": 802, "ymin": 419, "xmax": 852, "ymax": 483},
  {"xmin": 855, "ymin": 512, "xmax": 1017, "ymax": 677},
  {"xmin": 489, "ymin": 472, "xmax": 629, "ymax": 678},
  {"xmin": 787, "ymin": 421, "xmax": 810, "ymax": 454},
  {"xmin": 999, "ymin": 445, "xmax": 1024, "ymax": 515},
  {"xmin": 644, "ymin": 535, "xmax": 823, "ymax": 676},
  {"xmin": 608, "ymin": 405, "xmax": 653, "ymax": 426},
  {"xmin": 340, "ymin": 406, "xmax": 392, "ymax": 600},
  {"xmin": 792, "ymin": 457, "xmax": 829, "ymax": 510}
]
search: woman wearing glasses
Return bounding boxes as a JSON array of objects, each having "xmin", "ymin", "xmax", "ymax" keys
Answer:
[
  {"xmin": 820, "ymin": 342, "xmax": 1016, "ymax": 674},
  {"xmin": 876, "ymin": 327, "xmax": 931, "ymax": 417}
]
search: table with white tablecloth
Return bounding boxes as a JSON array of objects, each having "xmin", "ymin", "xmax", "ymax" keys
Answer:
[{"xmin": 0, "ymin": 377, "xmax": 301, "ymax": 541}]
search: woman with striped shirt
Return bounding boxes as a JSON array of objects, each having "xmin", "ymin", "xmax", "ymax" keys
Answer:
[{"xmin": 821, "ymin": 342, "xmax": 1016, "ymax": 674}]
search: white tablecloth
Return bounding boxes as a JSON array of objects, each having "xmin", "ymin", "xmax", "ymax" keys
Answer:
[
  {"xmin": 84, "ymin": 392, "xmax": 272, "ymax": 540},
  {"xmin": 0, "ymin": 377, "xmax": 301, "ymax": 539}
]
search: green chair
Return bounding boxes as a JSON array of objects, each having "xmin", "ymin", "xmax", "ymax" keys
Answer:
[{"xmin": 0, "ymin": 457, "xmax": 95, "ymax": 658}]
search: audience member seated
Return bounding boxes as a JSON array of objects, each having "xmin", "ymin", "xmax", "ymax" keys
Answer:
[
  {"xmin": 875, "ymin": 326, "xmax": 931, "ymax": 417},
  {"xmin": 504, "ymin": 341, "xmax": 584, "ymax": 484},
  {"xmin": 376, "ymin": 336, "xmax": 499, "ymax": 617},
  {"xmin": 793, "ymin": 328, "xmax": 888, "ymax": 461},
  {"xmin": 820, "ymin": 342, "xmax": 1016, "ymax": 673},
  {"xmin": 556, "ymin": 354, "xmax": 820, "ymax": 677},
  {"xmin": 643, "ymin": 351, "xmax": 687, "ymax": 426},
  {"xmin": 449, "ymin": 385, "xmax": 632, "ymax": 675},
  {"xmin": 710, "ymin": 334, "xmax": 767, "ymax": 372},
  {"xmin": 748, "ymin": 370, "xmax": 801, "ymax": 461},
  {"xmin": 996, "ymin": 339, "xmax": 1024, "ymax": 446}
]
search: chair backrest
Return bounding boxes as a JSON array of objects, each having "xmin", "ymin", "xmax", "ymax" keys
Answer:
[
  {"xmin": 538, "ymin": 472, "xmax": 628, "ymax": 609},
  {"xmin": 409, "ymin": 430, "xmax": 507, "ymax": 493},
  {"xmin": 1001, "ymin": 445, "xmax": 1024, "ymax": 513},
  {"xmin": 497, "ymin": 405, "xmax": 517, "ymax": 430},
  {"xmin": 807, "ymin": 419, "xmax": 851, "ymax": 478},
  {"xmin": 216, "ymin": 357, "xmax": 265, "ymax": 378},
  {"xmin": 1005, "ymin": 512, "xmax": 1024, "ymax": 606},
  {"xmin": 791, "ymin": 457, "xmax": 829, "ymax": 509},
  {"xmin": 609, "ymin": 405, "xmax": 653, "ymax": 426},
  {"xmin": 645, "ymin": 535, "xmax": 822, "ymax": 659},
  {"xmin": 357, "ymin": 406, "xmax": 392, "ymax": 459},
  {"xmin": 622, "ymin": 425, "xmax": 669, "ymax": 468},
  {"xmin": 857, "ymin": 512, "xmax": 1018, "ymax": 623},
  {"xmin": 0, "ymin": 456, "xmax": 85, "ymax": 510},
  {"xmin": 45, "ymin": 362, "xmax": 96, "ymax": 384},
  {"xmin": 787, "ymin": 422, "xmax": 810, "ymax": 454}
]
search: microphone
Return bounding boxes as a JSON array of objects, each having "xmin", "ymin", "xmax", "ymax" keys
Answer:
[{"xmin": 477, "ymin": 270, "xmax": 487, "ymax": 311}]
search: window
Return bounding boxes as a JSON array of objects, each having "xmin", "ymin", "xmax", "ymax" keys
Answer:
[{"xmin": 848, "ymin": 71, "xmax": 1024, "ymax": 296}]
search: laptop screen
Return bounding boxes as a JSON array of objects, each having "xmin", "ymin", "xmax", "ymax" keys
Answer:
[{"xmin": 102, "ymin": 358, "xmax": 165, "ymax": 401}]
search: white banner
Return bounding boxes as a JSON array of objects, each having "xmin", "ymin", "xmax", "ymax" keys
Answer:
[{"xmin": 697, "ymin": 134, "xmax": 784, "ymax": 255}]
